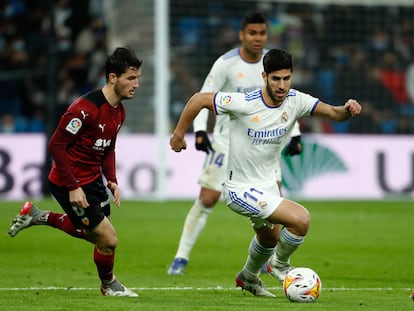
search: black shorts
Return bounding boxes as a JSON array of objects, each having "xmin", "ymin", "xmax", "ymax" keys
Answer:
[{"xmin": 49, "ymin": 177, "xmax": 111, "ymax": 229}]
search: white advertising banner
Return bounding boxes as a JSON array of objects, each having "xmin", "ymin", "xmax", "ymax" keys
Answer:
[
  {"xmin": 280, "ymin": 134, "xmax": 414, "ymax": 199},
  {"xmin": 0, "ymin": 134, "xmax": 412, "ymax": 200}
]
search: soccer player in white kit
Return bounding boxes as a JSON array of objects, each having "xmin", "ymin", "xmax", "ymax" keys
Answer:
[
  {"xmin": 167, "ymin": 12, "xmax": 302, "ymax": 275},
  {"xmin": 170, "ymin": 48, "xmax": 361, "ymax": 297}
]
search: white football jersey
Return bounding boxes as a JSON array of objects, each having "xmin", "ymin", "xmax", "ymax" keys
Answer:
[
  {"xmin": 214, "ymin": 88, "xmax": 319, "ymax": 188},
  {"xmin": 193, "ymin": 48, "xmax": 266, "ymax": 146}
]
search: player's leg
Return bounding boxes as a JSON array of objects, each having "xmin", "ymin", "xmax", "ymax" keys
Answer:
[
  {"xmin": 223, "ymin": 185, "xmax": 283, "ymax": 297},
  {"xmin": 57, "ymin": 178, "xmax": 137, "ymax": 297},
  {"xmin": 8, "ymin": 200, "xmax": 85, "ymax": 239},
  {"xmin": 81, "ymin": 214, "xmax": 137, "ymax": 297},
  {"xmin": 83, "ymin": 179, "xmax": 138, "ymax": 297},
  {"xmin": 176, "ymin": 188, "xmax": 220, "ymax": 259},
  {"xmin": 235, "ymin": 225, "xmax": 278, "ymax": 297},
  {"xmin": 168, "ymin": 142, "xmax": 226, "ymax": 275},
  {"xmin": 257, "ymin": 162, "xmax": 282, "ymax": 274},
  {"xmin": 168, "ymin": 187, "xmax": 220, "ymax": 275},
  {"xmin": 266, "ymin": 198, "xmax": 310, "ymax": 283}
]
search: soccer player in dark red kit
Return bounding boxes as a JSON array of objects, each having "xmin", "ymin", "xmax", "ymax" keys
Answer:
[{"xmin": 8, "ymin": 46, "xmax": 142, "ymax": 297}]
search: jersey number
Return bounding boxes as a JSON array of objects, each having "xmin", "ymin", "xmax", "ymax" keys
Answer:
[
  {"xmin": 72, "ymin": 205, "xmax": 86, "ymax": 217},
  {"xmin": 207, "ymin": 150, "xmax": 225, "ymax": 168},
  {"xmin": 243, "ymin": 188, "xmax": 264, "ymax": 203}
]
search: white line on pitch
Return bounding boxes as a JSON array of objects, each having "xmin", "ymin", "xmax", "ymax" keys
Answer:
[{"xmin": 0, "ymin": 286, "xmax": 411, "ymax": 291}]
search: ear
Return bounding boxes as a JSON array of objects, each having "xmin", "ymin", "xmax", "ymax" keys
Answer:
[
  {"xmin": 238, "ymin": 30, "xmax": 243, "ymax": 41},
  {"xmin": 108, "ymin": 72, "xmax": 117, "ymax": 84}
]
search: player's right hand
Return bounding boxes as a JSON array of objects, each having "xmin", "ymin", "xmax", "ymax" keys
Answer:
[
  {"xmin": 69, "ymin": 187, "xmax": 89, "ymax": 208},
  {"xmin": 170, "ymin": 133, "xmax": 187, "ymax": 152},
  {"xmin": 345, "ymin": 99, "xmax": 362, "ymax": 116},
  {"xmin": 195, "ymin": 131, "xmax": 213, "ymax": 154}
]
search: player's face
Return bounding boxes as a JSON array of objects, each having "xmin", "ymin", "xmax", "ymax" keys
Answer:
[
  {"xmin": 239, "ymin": 23, "xmax": 267, "ymax": 59},
  {"xmin": 114, "ymin": 67, "xmax": 141, "ymax": 100},
  {"xmin": 263, "ymin": 69, "xmax": 292, "ymax": 106}
]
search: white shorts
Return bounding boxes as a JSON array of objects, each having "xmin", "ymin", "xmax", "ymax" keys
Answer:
[
  {"xmin": 222, "ymin": 183, "xmax": 283, "ymax": 228},
  {"xmin": 198, "ymin": 141, "xmax": 228, "ymax": 192}
]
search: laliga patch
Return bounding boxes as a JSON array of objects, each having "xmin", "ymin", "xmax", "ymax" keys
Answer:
[
  {"xmin": 221, "ymin": 95, "xmax": 232, "ymax": 105},
  {"xmin": 65, "ymin": 118, "xmax": 82, "ymax": 134}
]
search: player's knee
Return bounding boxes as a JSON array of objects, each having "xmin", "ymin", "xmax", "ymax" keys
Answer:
[
  {"xmin": 97, "ymin": 234, "xmax": 118, "ymax": 254},
  {"xmin": 199, "ymin": 193, "xmax": 220, "ymax": 208},
  {"xmin": 295, "ymin": 209, "xmax": 310, "ymax": 236},
  {"xmin": 200, "ymin": 199, "xmax": 217, "ymax": 208},
  {"xmin": 199, "ymin": 185, "xmax": 222, "ymax": 208},
  {"xmin": 109, "ymin": 235, "xmax": 118, "ymax": 249}
]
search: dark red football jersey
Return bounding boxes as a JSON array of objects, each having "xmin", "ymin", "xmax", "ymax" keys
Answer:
[{"xmin": 48, "ymin": 90, "xmax": 125, "ymax": 190}]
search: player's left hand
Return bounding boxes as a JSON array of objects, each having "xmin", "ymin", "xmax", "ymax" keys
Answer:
[
  {"xmin": 107, "ymin": 181, "xmax": 121, "ymax": 208},
  {"xmin": 195, "ymin": 131, "xmax": 213, "ymax": 154},
  {"xmin": 284, "ymin": 136, "xmax": 302, "ymax": 156},
  {"xmin": 345, "ymin": 99, "xmax": 362, "ymax": 116},
  {"xmin": 170, "ymin": 133, "xmax": 187, "ymax": 152}
]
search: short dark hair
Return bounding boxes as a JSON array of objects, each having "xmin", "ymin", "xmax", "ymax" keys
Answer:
[
  {"xmin": 105, "ymin": 46, "xmax": 143, "ymax": 80},
  {"xmin": 240, "ymin": 12, "xmax": 267, "ymax": 30},
  {"xmin": 263, "ymin": 48, "xmax": 293, "ymax": 73}
]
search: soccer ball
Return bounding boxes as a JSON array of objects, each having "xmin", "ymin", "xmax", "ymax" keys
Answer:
[{"xmin": 283, "ymin": 267, "xmax": 322, "ymax": 302}]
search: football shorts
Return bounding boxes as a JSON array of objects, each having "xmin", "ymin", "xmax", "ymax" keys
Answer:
[
  {"xmin": 222, "ymin": 183, "xmax": 283, "ymax": 229},
  {"xmin": 198, "ymin": 141, "xmax": 228, "ymax": 192}
]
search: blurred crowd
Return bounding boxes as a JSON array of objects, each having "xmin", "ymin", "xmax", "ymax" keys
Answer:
[
  {"xmin": 170, "ymin": 1, "xmax": 414, "ymax": 134},
  {"xmin": 0, "ymin": 0, "xmax": 107, "ymax": 133},
  {"xmin": 1, "ymin": 0, "xmax": 414, "ymax": 134}
]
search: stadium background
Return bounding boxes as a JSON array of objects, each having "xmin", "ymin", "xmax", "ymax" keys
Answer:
[
  {"xmin": 1, "ymin": 3, "xmax": 412, "ymax": 308},
  {"xmin": 0, "ymin": 0, "xmax": 413, "ymax": 200}
]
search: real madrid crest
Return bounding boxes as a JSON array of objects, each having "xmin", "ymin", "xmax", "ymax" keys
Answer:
[{"xmin": 281, "ymin": 111, "xmax": 288, "ymax": 123}]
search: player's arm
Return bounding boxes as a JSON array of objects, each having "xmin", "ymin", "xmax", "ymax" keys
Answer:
[
  {"xmin": 102, "ymin": 146, "xmax": 116, "ymax": 183},
  {"xmin": 170, "ymin": 92, "xmax": 215, "ymax": 152},
  {"xmin": 193, "ymin": 58, "xmax": 226, "ymax": 153},
  {"xmin": 48, "ymin": 127, "xmax": 79, "ymax": 190},
  {"xmin": 48, "ymin": 127, "xmax": 90, "ymax": 208},
  {"xmin": 313, "ymin": 99, "xmax": 361, "ymax": 121}
]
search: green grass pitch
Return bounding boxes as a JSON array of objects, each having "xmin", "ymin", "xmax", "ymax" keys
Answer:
[{"xmin": 0, "ymin": 199, "xmax": 413, "ymax": 310}]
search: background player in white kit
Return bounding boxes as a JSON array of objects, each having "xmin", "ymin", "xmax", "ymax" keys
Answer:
[
  {"xmin": 169, "ymin": 48, "xmax": 361, "ymax": 297},
  {"xmin": 167, "ymin": 12, "xmax": 302, "ymax": 275}
]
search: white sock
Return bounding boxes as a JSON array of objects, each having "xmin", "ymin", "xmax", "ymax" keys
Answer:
[
  {"xmin": 270, "ymin": 227, "xmax": 304, "ymax": 266},
  {"xmin": 242, "ymin": 236, "xmax": 276, "ymax": 281},
  {"xmin": 174, "ymin": 200, "xmax": 212, "ymax": 260}
]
